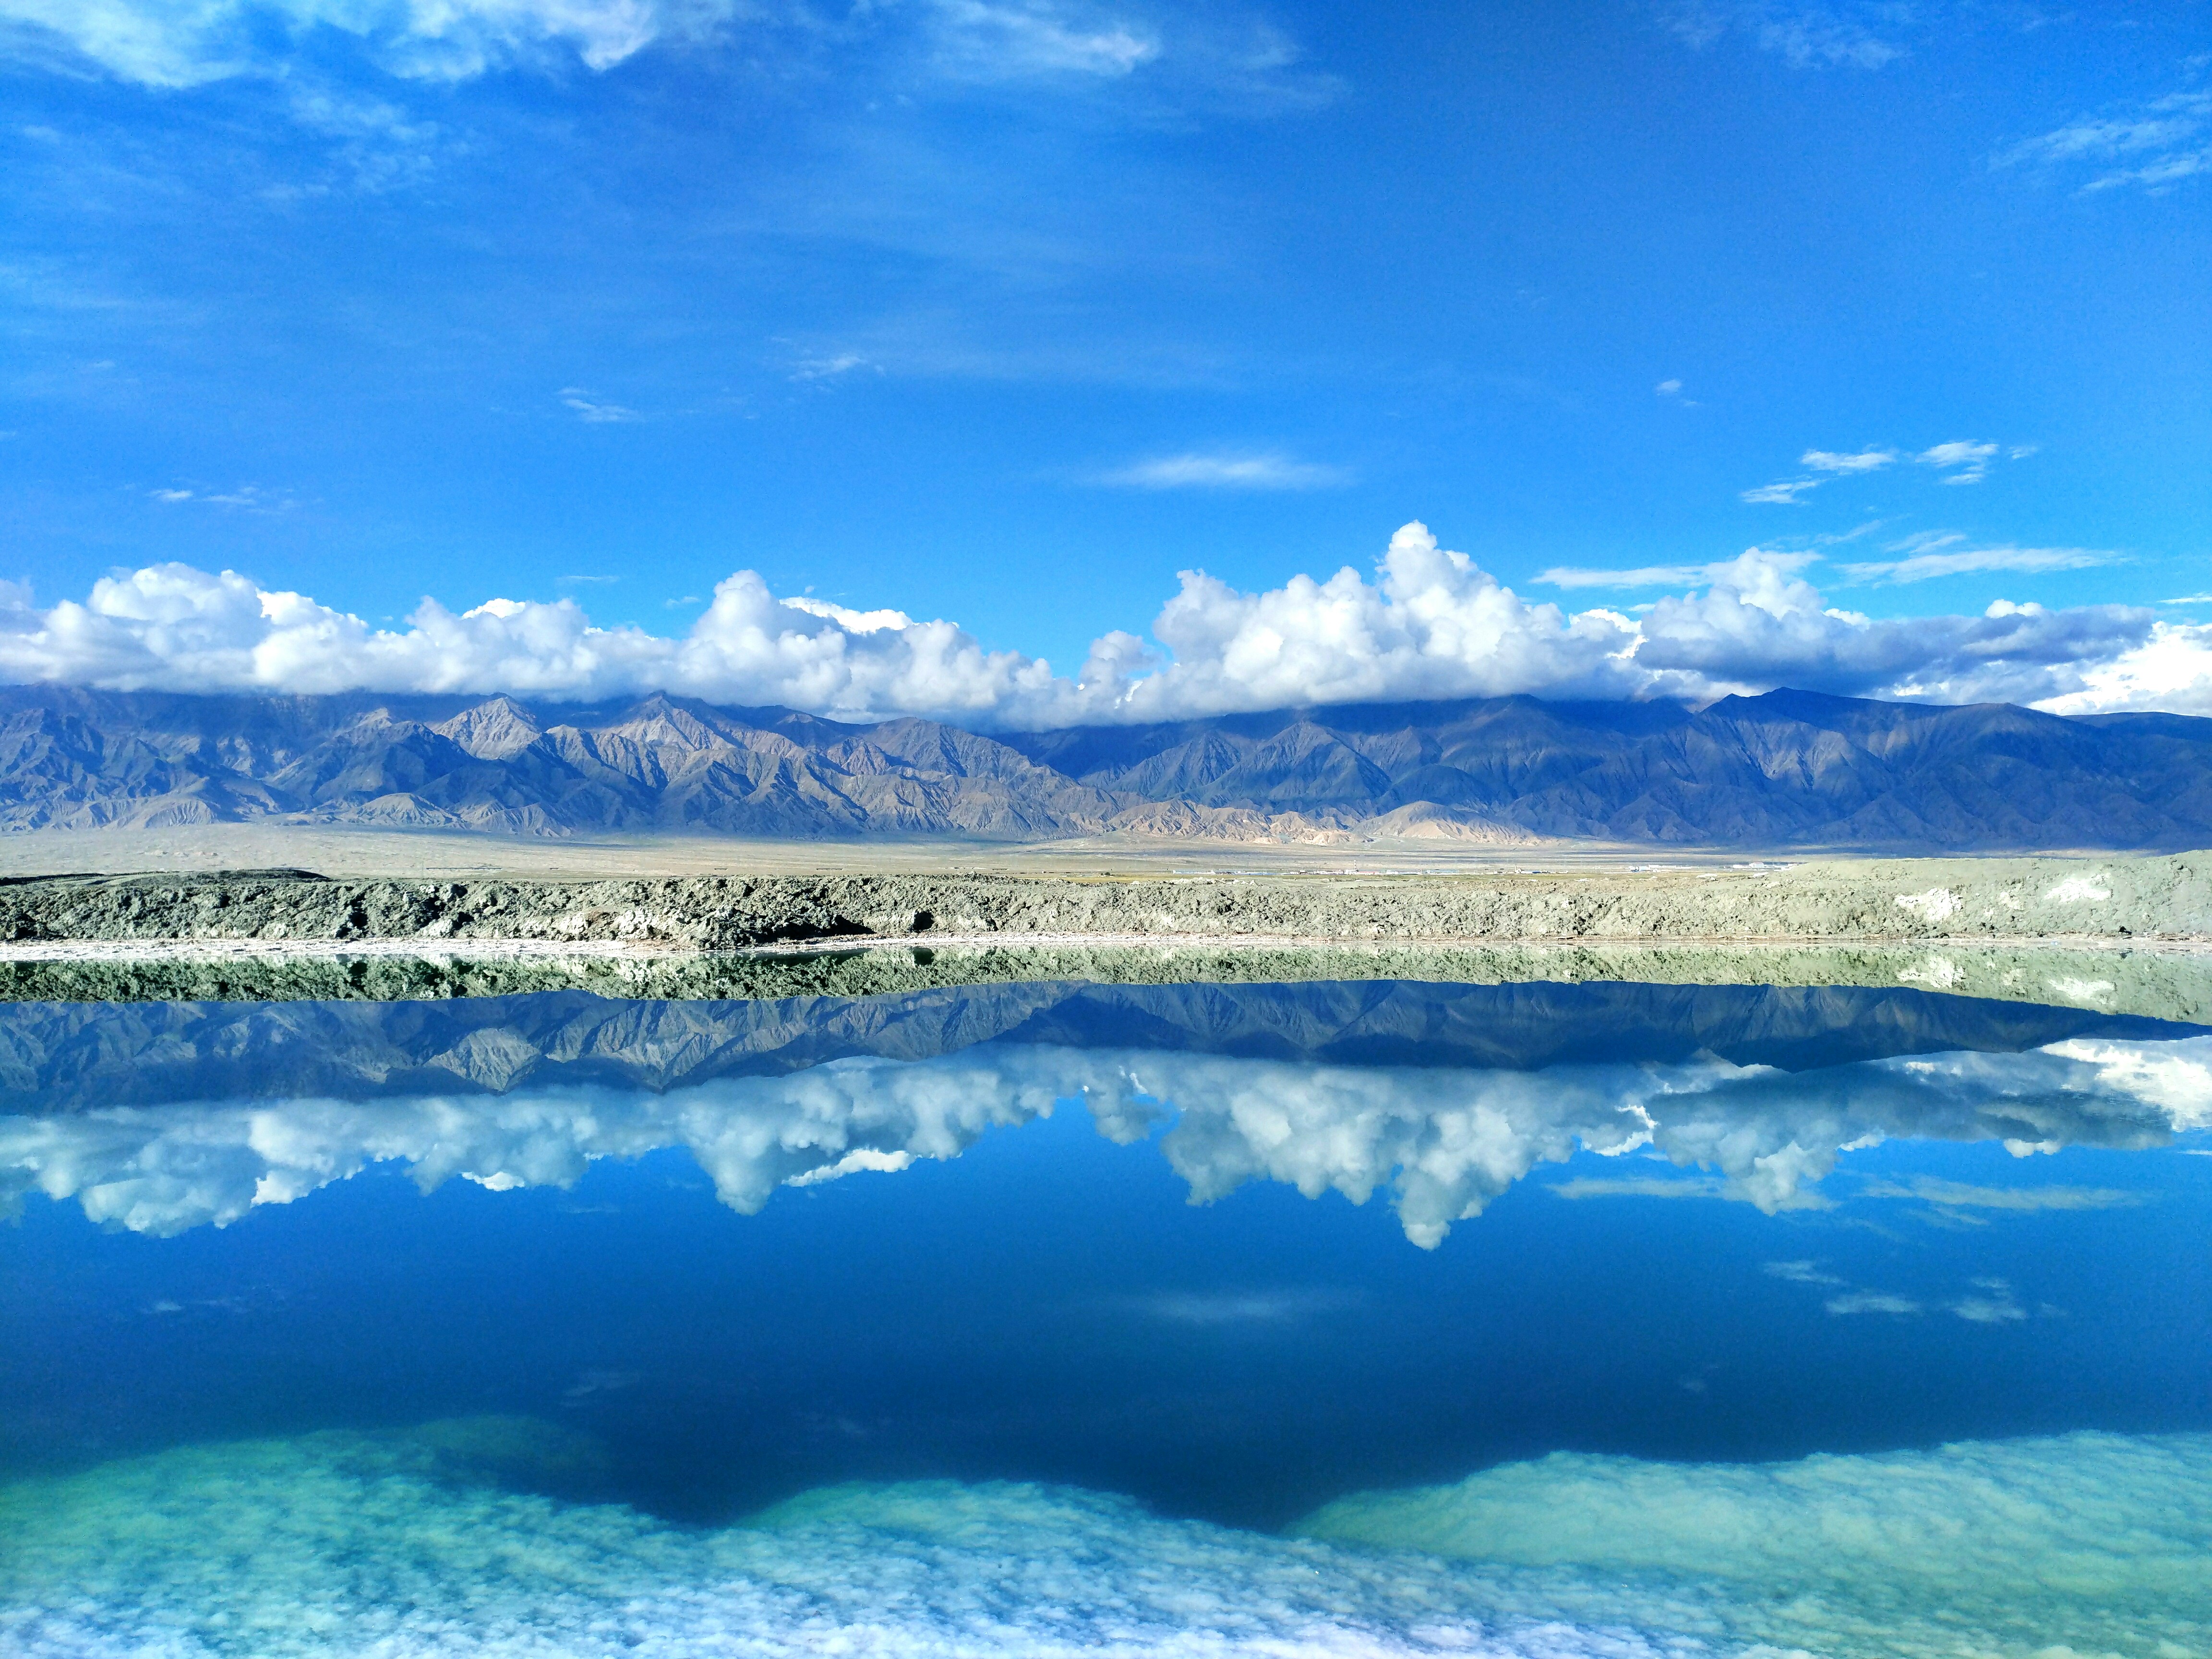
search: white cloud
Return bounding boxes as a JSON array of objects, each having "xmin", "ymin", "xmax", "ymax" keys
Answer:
[
  {"xmin": 1997, "ymin": 90, "xmax": 2212, "ymax": 194},
  {"xmin": 1096, "ymin": 452, "xmax": 1351, "ymax": 491},
  {"xmin": 1861, "ymin": 1177, "xmax": 2144, "ymax": 1213},
  {"xmin": 927, "ymin": 0, "xmax": 1159, "ymax": 80},
  {"xmin": 1835, "ymin": 535, "xmax": 2114, "ymax": 587},
  {"xmin": 1763, "ymin": 1259, "xmax": 1843, "ymax": 1285},
  {"xmin": 0, "ymin": 0, "xmax": 712, "ymax": 86},
  {"xmin": 1666, "ymin": 3, "xmax": 1905, "ymax": 70},
  {"xmin": 1949, "ymin": 1277, "xmax": 2028, "ymax": 1323},
  {"xmin": 0, "ymin": 521, "xmax": 2198, "ymax": 724},
  {"xmin": 1535, "ymin": 551, "xmax": 1819, "ymax": 590},
  {"xmin": 1741, "ymin": 478, "xmax": 1822, "ymax": 505},
  {"xmin": 1117, "ymin": 1288, "xmax": 1351, "ymax": 1325},
  {"xmin": 560, "ymin": 388, "xmax": 643, "ymax": 424},
  {"xmin": 0, "ymin": 0, "xmax": 1190, "ymax": 93},
  {"xmin": 1801, "ymin": 447, "xmax": 1896, "ymax": 474},
  {"xmin": 1824, "ymin": 1290, "xmax": 1922, "ymax": 1315},
  {"xmin": 2034, "ymin": 622, "xmax": 2212, "ymax": 719},
  {"xmin": 1916, "ymin": 439, "xmax": 1999, "ymax": 483},
  {"xmin": 1744, "ymin": 437, "xmax": 2021, "ymax": 503},
  {"xmin": 148, "ymin": 484, "xmax": 291, "ymax": 511},
  {"xmin": 1655, "ymin": 378, "xmax": 1683, "ymax": 396},
  {"xmin": 788, "ymin": 352, "xmax": 875, "ymax": 384}
]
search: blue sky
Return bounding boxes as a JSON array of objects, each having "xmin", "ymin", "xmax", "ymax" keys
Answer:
[{"xmin": 1, "ymin": 0, "xmax": 2208, "ymax": 723}]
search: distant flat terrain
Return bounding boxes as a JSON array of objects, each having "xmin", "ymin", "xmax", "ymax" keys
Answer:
[{"xmin": 0, "ymin": 823, "xmax": 1765, "ymax": 881}]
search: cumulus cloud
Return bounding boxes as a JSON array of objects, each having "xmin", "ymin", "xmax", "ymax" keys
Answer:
[
  {"xmin": 1094, "ymin": 451, "xmax": 1351, "ymax": 491},
  {"xmin": 2033, "ymin": 622, "xmax": 2212, "ymax": 719},
  {"xmin": 0, "ymin": 1049, "xmax": 1113, "ymax": 1236},
  {"xmin": 0, "ymin": 523, "xmax": 2200, "ymax": 723}
]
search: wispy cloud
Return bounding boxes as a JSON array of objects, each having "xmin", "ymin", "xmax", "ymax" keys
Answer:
[
  {"xmin": 1825, "ymin": 1290, "xmax": 1922, "ymax": 1315},
  {"xmin": 1547, "ymin": 1173, "xmax": 1831, "ymax": 1208},
  {"xmin": 1950, "ymin": 1278, "xmax": 2031, "ymax": 1322},
  {"xmin": 1741, "ymin": 479, "xmax": 1822, "ymax": 505},
  {"xmin": 1548, "ymin": 1175, "xmax": 1733, "ymax": 1201},
  {"xmin": 0, "ymin": 0, "xmax": 1308, "ymax": 119},
  {"xmin": 1764, "ymin": 1260, "xmax": 1844, "ymax": 1286},
  {"xmin": 1916, "ymin": 439, "xmax": 1999, "ymax": 484},
  {"xmin": 1859, "ymin": 1177, "xmax": 2145, "ymax": 1212},
  {"xmin": 1664, "ymin": 3, "xmax": 1907, "ymax": 70},
  {"xmin": 0, "ymin": 0, "xmax": 723, "ymax": 87},
  {"xmin": 928, "ymin": 0, "xmax": 1160, "ymax": 81},
  {"xmin": 1802, "ymin": 447, "xmax": 1896, "ymax": 474},
  {"xmin": 1535, "ymin": 551, "xmax": 1818, "ymax": 589},
  {"xmin": 1115, "ymin": 1287, "xmax": 1355, "ymax": 1326},
  {"xmin": 1743, "ymin": 436, "xmax": 2025, "ymax": 505},
  {"xmin": 1095, "ymin": 451, "xmax": 1351, "ymax": 491},
  {"xmin": 1997, "ymin": 90, "xmax": 2212, "ymax": 195},
  {"xmin": 560, "ymin": 388, "xmax": 643, "ymax": 424},
  {"xmin": 146, "ymin": 484, "xmax": 292, "ymax": 512},
  {"xmin": 1836, "ymin": 533, "xmax": 2115, "ymax": 588},
  {"xmin": 789, "ymin": 352, "xmax": 877, "ymax": 384}
]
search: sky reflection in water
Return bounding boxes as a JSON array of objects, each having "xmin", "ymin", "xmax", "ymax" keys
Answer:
[{"xmin": 1, "ymin": 977, "xmax": 2209, "ymax": 1658}]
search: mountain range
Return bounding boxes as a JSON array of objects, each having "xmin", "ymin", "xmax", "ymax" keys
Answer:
[{"xmin": 4, "ymin": 683, "xmax": 2212, "ymax": 850}]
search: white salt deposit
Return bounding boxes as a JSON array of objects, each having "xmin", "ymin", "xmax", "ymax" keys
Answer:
[{"xmin": 3, "ymin": 1421, "xmax": 2205, "ymax": 1659}]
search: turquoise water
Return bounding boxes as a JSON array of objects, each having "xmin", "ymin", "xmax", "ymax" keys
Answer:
[{"xmin": 2, "ymin": 979, "xmax": 2209, "ymax": 1656}]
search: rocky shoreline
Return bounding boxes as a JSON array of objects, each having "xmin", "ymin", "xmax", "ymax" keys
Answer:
[{"xmin": 2, "ymin": 852, "xmax": 2207, "ymax": 953}]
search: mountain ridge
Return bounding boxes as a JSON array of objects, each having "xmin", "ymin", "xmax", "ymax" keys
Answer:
[{"xmin": 4, "ymin": 683, "xmax": 2212, "ymax": 850}]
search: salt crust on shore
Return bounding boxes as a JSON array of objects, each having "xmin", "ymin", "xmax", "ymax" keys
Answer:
[{"xmin": 1, "ymin": 1419, "xmax": 2205, "ymax": 1658}]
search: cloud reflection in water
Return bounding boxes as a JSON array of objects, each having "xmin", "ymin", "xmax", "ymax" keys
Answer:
[{"xmin": 4, "ymin": 979, "xmax": 2206, "ymax": 1242}]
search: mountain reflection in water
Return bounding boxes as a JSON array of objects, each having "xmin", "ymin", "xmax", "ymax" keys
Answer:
[{"xmin": 5, "ymin": 979, "xmax": 2207, "ymax": 1242}]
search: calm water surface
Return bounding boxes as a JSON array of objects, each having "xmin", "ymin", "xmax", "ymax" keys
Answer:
[{"xmin": 2, "ymin": 976, "xmax": 2208, "ymax": 1657}]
